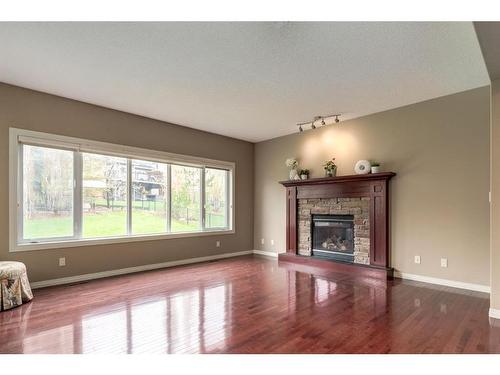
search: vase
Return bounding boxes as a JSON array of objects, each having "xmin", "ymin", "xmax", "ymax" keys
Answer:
[
  {"xmin": 325, "ymin": 167, "xmax": 337, "ymax": 177},
  {"xmin": 371, "ymin": 166, "xmax": 380, "ymax": 174},
  {"xmin": 300, "ymin": 174, "xmax": 308, "ymax": 180},
  {"xmin": 289, "ymin": 168, "xmax": 298, "ymax": 180}
]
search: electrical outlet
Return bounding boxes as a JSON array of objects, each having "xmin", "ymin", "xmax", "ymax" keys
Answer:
[
  {"xmin": 414, "ymin": 255, "xmax": 421, "ymax": 264},
  {"xmin": 270, "ymin": 239, "xmax": 275, "ymax": 246},
  {"xmin": 261, "ymin": 238, "xmax": 265, "ymax": 245},
  {"xmin": 216, "ymin": 240, "xmax": 221, "ymax": 248},
  {"xmin": 59, "ymin": 257, "xmax": 66, "ymax": 267},
  {"xmin": 441, "ymin": 258, "xmax": 448, "ymax": 268}
]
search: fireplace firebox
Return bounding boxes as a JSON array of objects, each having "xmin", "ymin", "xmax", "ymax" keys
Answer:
[{"xmin": 312, "ymin": 214, "xmax": 355, "ymax": 262}]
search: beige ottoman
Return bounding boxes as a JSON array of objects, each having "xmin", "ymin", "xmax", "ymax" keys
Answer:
[{"xmin": 0, "ymin": 261, "xmax": 33, "ymax": 311}]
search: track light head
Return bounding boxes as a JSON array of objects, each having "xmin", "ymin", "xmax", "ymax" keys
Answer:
[
  {"xmin": 299, "ymin": 125, "xmax": 303, "ymax": 132},
  {"xmin": 311, "ymin": 123, "xmax": 316, "ymax": 129},
  {"xmin": 335, "ymin": 115, "xmax": 340, "ymax": 123},
  {"xmin": 321, "ymin": 118, "xmax": 326, "ymax": 126}
]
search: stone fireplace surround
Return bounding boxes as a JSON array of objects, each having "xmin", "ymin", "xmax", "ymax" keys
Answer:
[
  {"xmin": 279, "ymin": 172, "xmax": 396, "ymax": 278},
  {"xmin": 298, "ymin": 197, "xmax": 370, "ymax": 264}
]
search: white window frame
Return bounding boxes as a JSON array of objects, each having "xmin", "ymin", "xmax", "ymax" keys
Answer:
[{"xmin": 9, "ymin": 128, "xmax": 235, "ymax": 252}]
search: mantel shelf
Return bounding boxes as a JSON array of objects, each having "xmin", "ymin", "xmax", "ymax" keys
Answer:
[{"xmin": 279, "ymin": 172, "xmax": 396, "ymax": 187}]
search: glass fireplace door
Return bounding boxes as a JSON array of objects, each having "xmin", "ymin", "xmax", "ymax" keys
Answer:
[{"xmin": 312, "ymin": 214, "xmax": 355, "ymax": 262}]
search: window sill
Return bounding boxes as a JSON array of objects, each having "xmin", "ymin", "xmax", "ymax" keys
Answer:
[{"xmin": 10, "ymin": 229, "xmax": 235, "ymax": 252}]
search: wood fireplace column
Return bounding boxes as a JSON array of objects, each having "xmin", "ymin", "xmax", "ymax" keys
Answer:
[
  {"xmin": 286, "ymin": 186, "xmax": 297, "ymax": 254},
  {"xmin": 370, "ymin": 181, "xmax": 389, "ymax": 267}
]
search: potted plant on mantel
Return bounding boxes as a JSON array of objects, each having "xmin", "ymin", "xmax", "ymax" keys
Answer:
[
  {"xmin": 299, "ymin": 169, "xmax": 310, "ymax": 180},
  {"xmin": 371, "ymin": 162, "xmax": 381, "ymax": 174},
  {"xmin": 323, "ymin": 158, "xmax": 337, "ymax": 177}
]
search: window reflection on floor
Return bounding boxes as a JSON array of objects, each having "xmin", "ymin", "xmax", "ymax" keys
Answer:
[
  {"xmin": 72, "ymin": 285, "xmax": 230, "ymax": 354},
  {"xmin": 315, "ymin": 277, "xmax": 337, "ymax": 304},
  {"xmin": 22, "ymin": 324, "xmax": 74, "ymax": 354},
  {"xmin": 131, "ymin": 300, "xmax": 167, "ymax": 354},
  {"xmin": 82, "ymin": 308, "xmax": 127, "ymax": 354},
  {"xmin": 170, "ymin": 289, "xmax": 201, "ymax": 353},
  {"xmin": 203, "ymin": 284, "xmax": 227, "ymax": 351}
]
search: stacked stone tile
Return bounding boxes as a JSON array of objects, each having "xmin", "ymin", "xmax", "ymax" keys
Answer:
[{"xmin": 297, "ymin": 197, "xmax": 370, "ymax": 264}]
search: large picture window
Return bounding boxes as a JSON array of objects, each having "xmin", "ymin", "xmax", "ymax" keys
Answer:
[{"xmin": 11, "ymin": 129, "xmax": 234, "ymax": 251}]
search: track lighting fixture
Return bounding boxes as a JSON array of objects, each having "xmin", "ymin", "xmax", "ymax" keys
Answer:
[{"xmin": 297, "ymin": 114, "xmax": 341, "ymax": 133}]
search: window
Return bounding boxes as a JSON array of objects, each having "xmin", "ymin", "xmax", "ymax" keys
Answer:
[
  {"xmin": 22, "ymin": 145, "xmax": 74, "ymax": 240},
  {"xmin": 131, "ymin": 159, "xmax": 168, "ymax": 235},
  {"xmin": 11, "ymin": 129, "xmax": 234, "ymax": 251},
  {"xmin": 171, "ymin": 165, "xmax": 201, "ymax": 232},
  {"xmin": 82, "ymin": 153, "xmax": 128, "ymax": 238},
  {"xmin": 205, "ymin": 168, "xmax": 228, "ymax": 229}
]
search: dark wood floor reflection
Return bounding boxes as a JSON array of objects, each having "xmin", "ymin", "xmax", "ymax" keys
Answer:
[{"xmin": 1, "ymin": 255, "xmax": 499, "ymax": 354}]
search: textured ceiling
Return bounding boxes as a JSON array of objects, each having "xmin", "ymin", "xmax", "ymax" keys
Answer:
[{"xmin": 0, "ymin": 22, "xmax": 490, "ymax": 142}]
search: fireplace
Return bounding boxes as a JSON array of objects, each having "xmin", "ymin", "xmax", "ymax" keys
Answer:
[
  {"xmin": 312, "ymin": 214, "xmax": 355, "ymax": 262},
  {"xmin": 280, "ymin": 172, "xmax": 395, "ymax": 277}
]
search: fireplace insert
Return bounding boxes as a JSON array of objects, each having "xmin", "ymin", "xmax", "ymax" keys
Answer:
[{"xmin": 311, "ymin": 214, "xmax": 355, "ymax": 262}]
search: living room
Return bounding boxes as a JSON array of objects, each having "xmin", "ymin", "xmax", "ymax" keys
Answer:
[{"xmin": 1, "ymin": 0, "xmax": 500, "ymax": 372}]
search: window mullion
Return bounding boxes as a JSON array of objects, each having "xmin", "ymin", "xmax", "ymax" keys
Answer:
[
  {"xmin": 74, "ymin": 151, "xmax": 83, "ymax": 239},
  {"xmin": 166, "ymin": 164, "xmax": 171, "ymax": 233},
  {"xmin": 127, "ymin": 159, "xmax": 132, "ymax": 235},
  {"xmin": 201, "ymin": 167, "xmax": 206, "ymax": 231}
]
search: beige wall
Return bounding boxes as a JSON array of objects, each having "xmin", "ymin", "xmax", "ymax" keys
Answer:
[
  {"xmin": 0, "ymin": 83, "xmax": 254, "ymax": 282},
  {"xmin": 491, "ymin": 80, "xmax": 500, "ymax": 309},
  {"xmin": 254, "ymin": 87, "xmax": 490, "ymax": 285}
]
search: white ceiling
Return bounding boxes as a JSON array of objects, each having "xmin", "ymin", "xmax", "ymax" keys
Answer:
[{"xmin": 0, "ymin": 22, "xmax": 490, "ymax": 142}]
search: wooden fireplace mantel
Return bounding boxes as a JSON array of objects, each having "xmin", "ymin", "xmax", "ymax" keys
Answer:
[
  {"xmin": 279, "ymin": 172, "xmax": 396, "ymax": 277},
  {"xmin": 279, "ymin": 172, "xmax": 396, "ymax": 187}
]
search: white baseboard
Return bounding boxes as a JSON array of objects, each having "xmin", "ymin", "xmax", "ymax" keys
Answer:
[
  {"xmin": 252, "ymin": 250, "xmax": 279, "ymax": 258},
  {"xmin": 394, "ymin": 271, "xmax": 490, "ymax": 293},
  {"xmin": 31, "ymin": 251, "xmax": 490, "ymax": 296},
  {"xmin": 489, "ymin": 308, "xmax": 500, "ymax": 319},
  {"xmin": 30, "ymin": 250, "xmax": 253, "ymax": 289}
]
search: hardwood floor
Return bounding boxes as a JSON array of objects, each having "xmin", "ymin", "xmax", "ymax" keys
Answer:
[{"xmin": 0, "ymin": 255, "xmax": 499, "ymax": 354}]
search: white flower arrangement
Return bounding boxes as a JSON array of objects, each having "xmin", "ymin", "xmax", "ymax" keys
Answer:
[{"xmin": 285, "ymin": 158, "xmax": 298, "ymax": 168}]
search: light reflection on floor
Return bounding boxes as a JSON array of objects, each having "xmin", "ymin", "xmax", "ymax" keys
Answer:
[{"xmin": 19, "ymin": 283, "xmax": 230, "ymax": 354}]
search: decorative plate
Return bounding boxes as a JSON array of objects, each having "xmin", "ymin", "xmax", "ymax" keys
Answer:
[{"xmin": 354, "ymin": 160, "xmax": 371, "ymax": 175}]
